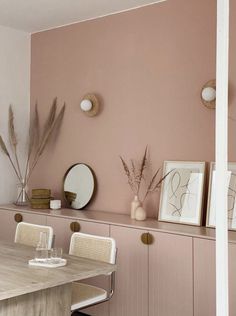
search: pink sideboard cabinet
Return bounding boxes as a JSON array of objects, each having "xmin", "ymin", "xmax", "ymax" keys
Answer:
[
  {"xmin": 1, "ymin": 205, "xmax": 236, "ymax": 316},
  {"xmin": 110, "ymin": 226, "xmax": 193, "ymax": 316}
]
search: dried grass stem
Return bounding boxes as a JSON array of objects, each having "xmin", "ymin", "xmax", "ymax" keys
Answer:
[
  {"xmin": 0, "ymin": 99, "xmax": 66, "ymax": 186},
  {"xmin": 120, "ymin": 146, "xmax": 171, "ymax": 203}
]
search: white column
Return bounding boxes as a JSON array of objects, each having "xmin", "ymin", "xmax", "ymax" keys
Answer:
[{"xmin": 215, "ymin": 0, "xmax": 229, "ymax": 315}]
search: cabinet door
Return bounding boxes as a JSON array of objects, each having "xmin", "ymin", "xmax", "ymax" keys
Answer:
[
  {"xmin": 46, "ymin": 215, "xmax": 110, "ymax": 316},
  {"xmin": 193, "ymin": 238, "xmax": 215, "ymax": 316},
  {"xmin": 149, "ymin": 231, "xmax": 193, "ymax": 316},
  {"xmin": 194, "ymin": 238, "xmax": 236, "ymax": 316},
  {"xmin": 0, "ymin": 209, "xmax": 47, "ymax": 242},
  {"xmin": 110, "ymin": 225, "xmax": 149, "ymax": 316}
]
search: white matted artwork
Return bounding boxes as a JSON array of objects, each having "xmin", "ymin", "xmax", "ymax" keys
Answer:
[
  {"xmin": 158, "ymin": 161, "xmax": 205, "ymax": 226},
  {"xmin": 206, "ymin": 162, "xmax": 236, "ymax": 231}
]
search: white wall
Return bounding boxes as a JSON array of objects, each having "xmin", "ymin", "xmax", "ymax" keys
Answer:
[{"xmin": 0, "ymin": 25, "xmax": 30, "ymax": 203}]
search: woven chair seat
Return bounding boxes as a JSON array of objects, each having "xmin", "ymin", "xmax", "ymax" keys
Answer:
[{"xmin": 71, "ymin": 282, "xmax": 107, "ymax": 311}]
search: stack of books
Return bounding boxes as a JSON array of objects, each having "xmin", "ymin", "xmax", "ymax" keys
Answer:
[{"xmin": 31, "ymin": 189, "xmax": 52, "ymax": 209}]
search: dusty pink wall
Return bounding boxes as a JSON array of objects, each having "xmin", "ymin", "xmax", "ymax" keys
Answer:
[{"xmin": 30, "ymin": 0, "xmax": 235, "ymax": 217}]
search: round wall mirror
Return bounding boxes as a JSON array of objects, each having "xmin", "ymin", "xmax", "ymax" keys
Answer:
[{"xmin": 63, "ymin": 163, "xmax": 95, "ymax": 209}]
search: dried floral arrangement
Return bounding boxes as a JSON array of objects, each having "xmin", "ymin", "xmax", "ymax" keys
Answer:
[
  {"xmin": 0, "ymin": 98, "xmax": 65, "ymax": 190},
  {"xmin": 120, "ymin": 146, "xmax": 170, "ymax": 203}
]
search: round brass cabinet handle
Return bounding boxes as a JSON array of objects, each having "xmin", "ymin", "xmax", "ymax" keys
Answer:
[
  {"xmin": 70, "ymin": 221, "xmax": 80, "ymax": 232},
  {"xmin": 141, "ymin": 232, "xmax": 154, "ymax": 245},
  {"xmin": 14, "ymin": 213, "xmax": 23, "ymax": 223}
]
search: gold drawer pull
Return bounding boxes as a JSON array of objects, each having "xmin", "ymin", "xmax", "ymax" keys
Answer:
[
  {"xmin": 141, "ymin": 232, "xmax": 154, "ymax": 245},
  {"xmin": 70, "ymin": 222, "xmax": 80, "ymax": 232},
  {"xmin": 14, "ymin": 213, "xmax": 23, "ymax": 223}
]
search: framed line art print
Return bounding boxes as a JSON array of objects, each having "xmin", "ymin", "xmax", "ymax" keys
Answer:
[
  {"xmin": 206, "ymin": 162, "xmax": 236, "ymax": 231},
  {"xmin": 158, "ymin": 161, "xmax": 206, "ymax": 226}
]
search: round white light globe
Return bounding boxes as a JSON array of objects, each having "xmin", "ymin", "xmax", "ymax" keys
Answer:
[
  {"xmin": 202, "ymin": 87, "xmax": 216, "ymax": 102},
  {"xmin": 80, "ymin": 99, "xmax": 93, "ymax": 112}
]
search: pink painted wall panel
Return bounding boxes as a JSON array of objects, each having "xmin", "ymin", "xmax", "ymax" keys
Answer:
[{"xmin": 30, "ymin": 0, "xmax": 235, "ymax": 216}]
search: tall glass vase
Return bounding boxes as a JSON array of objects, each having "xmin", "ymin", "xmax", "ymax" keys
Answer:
[{"xmin": 15, "ymin": 179, "xmax": 29, "ymax": 206}]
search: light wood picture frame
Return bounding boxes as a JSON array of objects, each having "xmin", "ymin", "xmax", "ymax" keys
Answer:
[
  {"xmin": 206, "ymin": 162, "xmax": 236, "ymax": 231},
  {"xmin": 158, "ymin": 161, "xmax": 206, "ymax": 226}
]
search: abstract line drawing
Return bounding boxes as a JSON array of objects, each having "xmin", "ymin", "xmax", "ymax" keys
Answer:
[
  {"xmin": 207, "ymin": 163, "xmax": 236, "ymax": 231},
  {"xmin": 159, "ymin": 161, "xmax": 205, "ymax": 226},
  {"xmin": 168, "ymin": 170, "xmax": 199, "ymax": 217}
]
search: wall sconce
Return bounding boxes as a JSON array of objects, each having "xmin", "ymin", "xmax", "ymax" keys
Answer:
[
  {"xmin": 80, "ymin": 94, "xmax": 99, "ymax": 117},
  {"xmin": 201, "ymin": 80, "xmax": 216, "ymax": 109}
]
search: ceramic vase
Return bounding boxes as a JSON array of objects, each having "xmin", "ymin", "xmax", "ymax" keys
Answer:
[
  {"xmin": 131, "ymin": 195, "xmax": 140, "ymax": 219},
  {"xmin": 135, "ymin": 205, "xmax": 147, "ymax": 221}
]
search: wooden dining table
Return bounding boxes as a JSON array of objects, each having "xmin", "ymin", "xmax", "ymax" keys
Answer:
[{"xmin": 0, "ymin": 241, "xmax": 116, "ymax": 316}]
